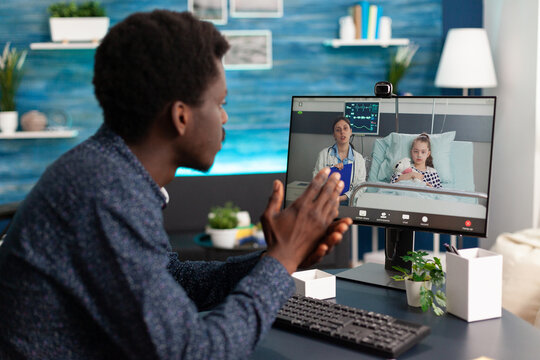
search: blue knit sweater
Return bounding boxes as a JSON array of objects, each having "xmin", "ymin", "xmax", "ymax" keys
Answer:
[{"xmin": 0, "ymin": 125, "xmax": 294, "ymax": 359}]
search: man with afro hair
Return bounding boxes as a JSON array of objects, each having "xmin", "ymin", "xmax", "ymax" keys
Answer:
[{"xmin": 0, "ymin": 10, "xmax": 351, "ymax": 359}]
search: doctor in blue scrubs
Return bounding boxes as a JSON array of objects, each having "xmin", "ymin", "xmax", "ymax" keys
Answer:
[{"xmin": 313, "ymin": 116, "xmax": 366, "ymax": 204}]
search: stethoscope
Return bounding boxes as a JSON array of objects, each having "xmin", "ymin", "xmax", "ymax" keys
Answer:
[{"xmin": 326, "ymin": 145, "xmax": 356, "ymax": 189}]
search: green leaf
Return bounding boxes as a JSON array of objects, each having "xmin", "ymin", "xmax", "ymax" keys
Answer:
[
  {"xmin": 432, "ymin": 304, "xmax": 444, "ymax": 316},
  {"xmin": 0, "ymin": 44, "xmax": 26, "ymax": 111},
  {"xmin": 434, "ymin": 290, "xmax": 447, "ymax": 308},
  {"xmin": 48, "ymin": 1, "xmax": 106, "ymax": 17},
  {"xmin": 391, "ymin": 265, "xmax": 410, "ymax": 276},
  {"xmin": 419, "ymin": 287, "xmax": 431, "ymax": 312},
  {"xmin": 400, "ymin": 255, "xmax": 414, "ymax": 264},
  {"xmin": 208, "ymin": 201, "xmax": 239, "ymax": 229}
]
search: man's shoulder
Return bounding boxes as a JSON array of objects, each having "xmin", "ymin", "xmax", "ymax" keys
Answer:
[
  {"xmin": 52, "ymin": 136, "xmax": 127, "ymax": 183},
  {"xmin": 40, "ymin": 132, "xmax": 141, "ymax": 200}
]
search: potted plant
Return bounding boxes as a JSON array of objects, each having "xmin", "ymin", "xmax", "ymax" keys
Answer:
[
  {"xmin": 391, "ymin": 250, "xmax": 447, "ymax": 316},
  {"xmin": 386, "ymin": 43, "xmax": 419, "ymax": 95},
  {"xmin": 47, "ymin": 1, "xmax": 109, "ymax": 43},
  {"xmin": 206, "ymin": 201, "xmax": 239, "ymax": 249},
  {"xmin": 0, "ymin": 43, "xmax": 27, "ymax": 134}
]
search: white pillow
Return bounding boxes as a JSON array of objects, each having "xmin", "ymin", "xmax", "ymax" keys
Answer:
[{"xmin": 377, "ymin": 131, "xmax": 456, "ymax": 184}]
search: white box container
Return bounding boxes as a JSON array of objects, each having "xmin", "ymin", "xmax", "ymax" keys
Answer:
[
  {"xmin": 292, "ymin": 269, "xmax": 336, "ymax": 300},
  {"xmin": 446, "ymin": 248, "xmax": 502, "ymax": 322},
  {"xmin": 50, "ymin": 17, "xmax": 110, "ymax": 42}
]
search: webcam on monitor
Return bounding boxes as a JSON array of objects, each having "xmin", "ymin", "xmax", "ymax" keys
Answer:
[{"xmin": 374, "ymin": 81, "xmax": 394, "ymax": 97}]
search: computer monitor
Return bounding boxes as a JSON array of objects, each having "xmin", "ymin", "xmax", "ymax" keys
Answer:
[{"xmin": 285, "ymin": 95, "xmax": 496, "ymax": 287}]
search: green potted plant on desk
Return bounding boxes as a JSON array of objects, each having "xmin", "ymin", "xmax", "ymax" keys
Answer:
[
  {"xmin": 48, "ymin": 1, "xmax": 109, "ymax": 43},
  {"xmin": 206, "ymin": 202, "xmax": 239, "ymax": 249},
  {"xmin": 0, "ymin": 43, "xmax": 27, "ymax": 134},
  {"xmin": 391, "ymin": 250, "xmax": 447, "ymax": 316}
]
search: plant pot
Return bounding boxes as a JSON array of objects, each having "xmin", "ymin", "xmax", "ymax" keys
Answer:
[
  {"xmin": 49, "ymin": 17, "xmax": 110, "ymax": 43},
  {"xmin": 405, "ymin": 279, "xmax": 432, "ymax": 307},
  {"xmin": 207, "ymin": 228, "xmax": 238, "ymax": 249},
  {"xmin": 0, "ymin": 111, "xmax": 18, "ymax": 134}
]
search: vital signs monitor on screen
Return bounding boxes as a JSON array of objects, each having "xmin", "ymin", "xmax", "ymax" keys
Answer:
[{"xmin": 284, "ymin": 96, "xmax": 496, "ymax": 238}]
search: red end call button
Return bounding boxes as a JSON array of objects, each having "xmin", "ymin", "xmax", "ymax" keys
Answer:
[{"xmin": 465, "ymin": 220, "xmax": 472, "ymax": 227}]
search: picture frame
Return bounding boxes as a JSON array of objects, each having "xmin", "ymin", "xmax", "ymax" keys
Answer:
[
  {"xmin": 230, "ymin": 0, "xmax": 283, "ymax": 18},
  {"xmin": 188, "ymin": 0, "xmax": 228, "ymax": 25},
  {"xmin": 222, "ymin": 30, "xmax": 273, "ymax": 70}
]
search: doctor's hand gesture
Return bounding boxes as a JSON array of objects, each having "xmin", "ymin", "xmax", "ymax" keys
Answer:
[{"xmin": 261, "ymin": 168, "xmax": 352, "ymax": 274}]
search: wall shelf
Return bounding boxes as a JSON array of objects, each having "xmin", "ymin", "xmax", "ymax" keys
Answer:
[
  {"xmin": 323, "ymin": 38, "xmax": 410, "ymax": 48},
  {"xmin": 0, "ymin": 129, "xmax": 78, "ymax": 139},
  {"xmin": 30, "ymin": 42, "xmax": 99, "ymax": 50}
]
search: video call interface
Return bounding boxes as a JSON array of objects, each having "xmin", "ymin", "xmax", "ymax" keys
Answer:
[{"xmin": 285, "ymin": 96, "xmax": 496, "ymax": 237}]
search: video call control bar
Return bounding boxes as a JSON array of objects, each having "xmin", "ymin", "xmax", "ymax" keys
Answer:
[{"xmin": 340, "ymin": 206, "xmax": 486, "ymax": 236}]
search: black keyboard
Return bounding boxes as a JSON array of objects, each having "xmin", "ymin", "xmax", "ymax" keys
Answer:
[{"xmin": 274, "ymin": 294, "xmax": 430, "ymax": 358}]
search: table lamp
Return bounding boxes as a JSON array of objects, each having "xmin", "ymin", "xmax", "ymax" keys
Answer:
[{"xmin": 435, "ymin": 28, "xmax": 497, "ymax": 96}]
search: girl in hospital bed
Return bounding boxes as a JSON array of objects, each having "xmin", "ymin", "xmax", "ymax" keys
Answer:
[{"xmin": 390, "ymin": 133, "xmax": 442, "ymax": 188}]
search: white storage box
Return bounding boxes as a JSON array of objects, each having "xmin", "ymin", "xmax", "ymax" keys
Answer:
[
  {"xmin": 446, "ymin": 248, "xmax": 502, "ymax": 322},
  {"xmin": 292, "ymin": 269, "xmax": 336, "ymax": 300}
]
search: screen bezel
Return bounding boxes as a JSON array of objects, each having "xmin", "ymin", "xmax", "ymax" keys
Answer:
[{"xmin": 285, "ymin": 95, "xmax": 497, "ymax": 238}]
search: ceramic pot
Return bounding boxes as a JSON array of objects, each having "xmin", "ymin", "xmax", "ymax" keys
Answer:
[
  {"xmin": 207, "ymin": 228, "xmax": 238, "ymax": 249},
  {"xmin": 49, "ymin": 17, "xmax": 110, "ymax": 42},
  {"xmin": 21, "ymin": 110, "xmax": 47, "ymax": 131},
  {"xmin": 405, "ymin": 279, "xmax": 432, "ymax": 307},
  {"xmin": 0, "ymin": 111, "xmax": 18, "ymax": 134}
]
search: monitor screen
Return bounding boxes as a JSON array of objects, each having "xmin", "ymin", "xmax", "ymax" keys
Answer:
[
  {"xmin": 344, "ymin": 102, "xmax": 380, "ymax": 135},
  {"xmin": 285, "ymin": 96, "xmax": 496, "ymax": 238}
]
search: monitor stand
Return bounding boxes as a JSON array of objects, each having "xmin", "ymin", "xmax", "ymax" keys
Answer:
[{"xmin": 336, "ymin": 228, "xmax": 415, "ymax": 291}]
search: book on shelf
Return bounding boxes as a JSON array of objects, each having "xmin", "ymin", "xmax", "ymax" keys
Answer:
[
  {"xmin": 361, "ymin": 1, "xmax": 370, "ymax": 39},
  {"xmin": 367, "ymin": 4, "xmax": 380, "ymax": 40},
  {"xmin": 348, "ymin": 2, "xmax": 384, "ymax": 41},
  {"xmin": 353, "ymin": 4, "xmax": 362, "ymax": 39},
  {"xmin": 375, "ymin": 7, "xmax": 383, "ymax": 39}
]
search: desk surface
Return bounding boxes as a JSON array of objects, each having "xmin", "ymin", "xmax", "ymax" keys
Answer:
[{"xmin": 251, "ymin": 270, "xmax": 540, "ymax": 359}]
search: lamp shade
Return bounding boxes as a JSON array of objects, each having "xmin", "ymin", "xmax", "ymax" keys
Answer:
[{"xmin": 435, "ymin": 28, "xmax": 497, "ymax": 89}]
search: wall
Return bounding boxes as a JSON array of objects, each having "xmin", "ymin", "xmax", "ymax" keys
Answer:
[
  {"xmin": 483, "ymin": 0, "xmax": 540, "ymax": 248},
  {"xmin": 0, "ymin": 0, "xmax": 443, "ymax": 204},
  {"xmin": 440, "ymin": 0, "xmax": 483, "ymax": 96}
]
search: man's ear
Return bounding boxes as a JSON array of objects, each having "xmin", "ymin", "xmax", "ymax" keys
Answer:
[{"xmin": 171, "ymin": 100, "xmax": 191, "ymax": 136}]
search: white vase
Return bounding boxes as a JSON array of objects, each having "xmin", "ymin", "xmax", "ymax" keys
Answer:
[
  {"xmin": 378, "ymin": 16, "xmax": 392, "ymax": 42},
  {"xmin": 49, "ymin": 17, "xmax": 110, "ymax": 43},
  {"xmin": 207, "ymin": 228, "xmax": 238, "ymax": 249},
  {"xmin": 0, "ymin": 111, "xmax": 18, "ymax": 134},
  {"xmin": 405, "ymin": 279, "xmax": 432, "ymax": 307},
  {"xmin": 339, "ymin": 16, "xmax": 355, "ymax": 40}
]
